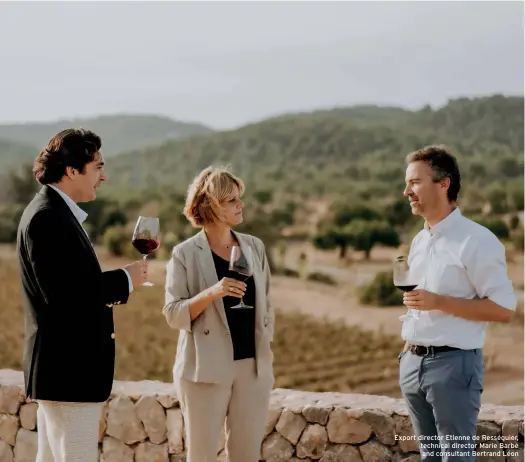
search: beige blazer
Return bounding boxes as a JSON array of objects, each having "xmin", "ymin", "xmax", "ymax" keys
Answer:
[{"xmin": 163, "ymin": 229, "xmax": 275, "ymax": 384}]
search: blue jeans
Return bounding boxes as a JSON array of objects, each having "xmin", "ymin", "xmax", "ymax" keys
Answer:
[{"xmin": 399, "ymin": 348, "xmax": 484, "ymax": 462}]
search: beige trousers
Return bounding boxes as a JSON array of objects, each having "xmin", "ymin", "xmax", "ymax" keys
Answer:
[
  {"xmin": 175, "ymin": 358, "xmax": 274, "ymax": 462},
  {"xmin": 36, "ymin": 400, "xmax": 103, "ymax": 462}
]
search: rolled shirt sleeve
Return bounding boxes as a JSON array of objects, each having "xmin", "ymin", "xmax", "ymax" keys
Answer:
[{"xmin": 462, "ymin": 233, "xmax": 517, "ymax": 311}]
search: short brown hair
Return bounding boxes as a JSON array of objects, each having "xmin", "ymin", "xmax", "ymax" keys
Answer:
[
  {"xmin": 33, "ymin": 128, "xmax": 102, "ymax": 185},
  {"xmin": 183, "ymin": 166, "xmax": 245, "ymax": 227},
  {"xmin": 406, "ymin": 145, "xmax": 461, "ymax": 202}
]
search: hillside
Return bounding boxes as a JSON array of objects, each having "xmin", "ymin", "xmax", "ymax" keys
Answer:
[
  {"xmin": 102, "ymin": 95, "xmax": 523, "ymax": 204},
  {"xmin": 0, "ymin": 138, "xmax": 37, "ymax": 172},
  {"xmin": 0, "ymin": 114, "xmax": 213, "ymax": 165}
]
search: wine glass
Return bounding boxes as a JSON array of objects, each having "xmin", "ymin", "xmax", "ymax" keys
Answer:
[
  {"xmin": 393, "ymin": 255, "xmax": 419, "ymax": 318},
  {"xmin": 229, "ymin": 245, "xmax": 254, "ymax": 309},
  {"xmin": 131, "ymin": 216, "xmax": 160, "ymax": 286}
]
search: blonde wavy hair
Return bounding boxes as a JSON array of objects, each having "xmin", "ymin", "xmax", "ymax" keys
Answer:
[{"xmin": 183, "ymin": 166, "xmax": 245, "ymax": 227}]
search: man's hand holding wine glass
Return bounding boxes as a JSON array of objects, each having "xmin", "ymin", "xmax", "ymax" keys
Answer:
[
  {"xmin": 124, "ymin": 260, "xmax": 149, "ymax": 288},
  {"xmin": 403, "ymin": 289, "xmax": 441, "ymax": 311}
]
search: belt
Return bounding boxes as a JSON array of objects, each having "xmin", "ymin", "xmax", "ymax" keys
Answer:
[{"xmin": 408, "ymin": 344, "xmax": 463, "ymax": 356}]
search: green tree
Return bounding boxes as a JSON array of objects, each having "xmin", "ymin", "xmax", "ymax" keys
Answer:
[
  {"xmin": 252, "ymin": 189, "xmax": 273, "ymax": 205},
  {"xmin": 471, "ymin": 216, "xmax": 510, "ymax": 240},
  {"xmin": 509, "ymin": 214, "xmax": 521, "ymax": 231},
  {"xmin": 382, "ymin": 198, "xmax": 414, "ymax": 227},
  {"xmin": 345, "ymin": 220, "xmax": 401, "ymax": 260},
  {"xmin": 331, "ymin": 203, "xmax": 382, "ymax": 227},
  {"xmin": 5, "ymin": 163, "xmax": 39, "ymax": 204},
  {"xmin": 485, "ymin": 185, "xmax": 508, "ymax": 214},
  {"xmin": 313, "ymin": 224, "xmax": 354, "ymax": 259},
  {"xmin": 80, "ymin": 199, "xmax": 127, "ymax": 242}
]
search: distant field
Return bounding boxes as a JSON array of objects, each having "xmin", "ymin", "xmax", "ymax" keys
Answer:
[
  {"xmin": 1, "ymin": 246, "xmax": 522, "ymax": 403},
  {"xmin": 0, "ymin": 255, "xmax": 404, "ymax": 395}
]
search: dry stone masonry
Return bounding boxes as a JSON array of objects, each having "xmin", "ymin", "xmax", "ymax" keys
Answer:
[{"xmin": 0, "ymin": 369, "xmax": 523, "ymax": 462}]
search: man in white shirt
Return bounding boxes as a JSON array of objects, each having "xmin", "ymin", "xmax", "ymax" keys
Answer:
[
  {"xmin": 398, "ymin": 145, "xmax": 517, "ymax": 462},
  {"xmin": 16, "ymin": 128, "xmax": 148, "ymax": 462}
]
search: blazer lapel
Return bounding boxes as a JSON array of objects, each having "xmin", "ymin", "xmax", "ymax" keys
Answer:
[
  {"xmin": 194, "ymin": 230, "xmax": 230, "ymax": 331},
  {"xmin": 40, "ymin": 186, "xmax": 99, "ymax": 265}
]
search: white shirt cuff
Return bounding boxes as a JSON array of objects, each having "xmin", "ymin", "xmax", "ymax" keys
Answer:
[{"xmin": 122, "ymin": 269, "xmax": 134, "ymax": 293}]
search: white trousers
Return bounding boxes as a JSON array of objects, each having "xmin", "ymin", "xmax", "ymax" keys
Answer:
[
  {"xmin": 36, "ymin": 400, "xmax": 103, "ymax": 462},
  {"xmin": 174, "ymin": 358, "xmax": 274, "ymax": 462}
]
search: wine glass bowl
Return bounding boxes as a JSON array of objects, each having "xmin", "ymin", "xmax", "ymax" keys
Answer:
[
  {"xmin": 229, "ymin": 245, "xmax": 254, "ymax": 309},
  {"xmin": 132, "ymin": 216, "xmax": 160, "ymax": 286},
  {"xmin": 393, "ymin": 256, "xmax": 417, "ymax": 292}
]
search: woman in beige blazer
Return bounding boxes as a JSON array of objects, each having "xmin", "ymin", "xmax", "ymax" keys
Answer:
[{"xmin": 163, "ymin": 166, "xmax": 275, "ymax": 462}]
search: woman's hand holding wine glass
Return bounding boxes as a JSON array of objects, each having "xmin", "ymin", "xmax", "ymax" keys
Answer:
[
  {"xmin": 210, "ymin": 277, "xmax": 247, "ymax": 299},
  {"xmin": 132, "ymin": 216, "xmax": 160, "ymax": 286}
]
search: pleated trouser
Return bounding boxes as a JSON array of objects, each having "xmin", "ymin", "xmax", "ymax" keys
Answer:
[{"xmin": 36, "ymin": 400, "xmax": 103, "ymax": 462}]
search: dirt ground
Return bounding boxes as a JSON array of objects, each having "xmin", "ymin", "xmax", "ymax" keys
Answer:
[
  {"xmin": 270, "ymin": 243, "xmax": 525, "ymax": 406},
  {"xmin": 137, "ymin": 242, "xmax": 524, "ymax": 406},
  {"xmin": 3, "ymin": 242, "xmax": 523, "ymax": 406}
]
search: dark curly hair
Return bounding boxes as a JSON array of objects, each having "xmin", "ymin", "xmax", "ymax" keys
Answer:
[{"xmin": 33, "ymin": 128, "xmax": 102, "ymax": 185}]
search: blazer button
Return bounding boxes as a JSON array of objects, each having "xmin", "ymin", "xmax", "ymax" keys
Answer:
[
  {"xmin": 204, "ymin": 329, "xmax": 209, "ymax": 335},
  {"xmin": 111, "ymin": 333, "xmax": 115, "ymax": 339}
]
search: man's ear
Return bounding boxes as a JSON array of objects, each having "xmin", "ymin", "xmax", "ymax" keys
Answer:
[
  {"xmin": 440, "ymin": 177, "xmax": 451, "ymax": 191},
  {"xmin": 64, "ymin": 166, "xmax": 78, "ymax": 179}
]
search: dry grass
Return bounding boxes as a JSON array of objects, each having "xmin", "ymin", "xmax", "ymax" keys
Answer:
[
  {"xmin": 0, "ymin": 254, "xmax": 405, "ymax": 396},
  {"xmin": 1, "ymin": 244, "xmax": 523, "ymax": 404}
]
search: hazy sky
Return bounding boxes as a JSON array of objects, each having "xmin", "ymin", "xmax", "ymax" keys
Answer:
[{"xmin": 0, "ymin": 1, "xmax": 523, "ymax": 129}]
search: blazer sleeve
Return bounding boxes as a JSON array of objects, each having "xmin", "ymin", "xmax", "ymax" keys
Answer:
[
  {"xmin": 256, "ymin": 237, "xmax": 275, "ymax": 341},
  {"xmin": 163, "ymin": 245, "xmax": 193, "ymax": 331},
  {"xmin": 27, "ymin": 209, "xmax": 129, "ymax": 310},
  {"xmin": 100, "ymin": 268, "xmax": 131, "ymax": 306}
]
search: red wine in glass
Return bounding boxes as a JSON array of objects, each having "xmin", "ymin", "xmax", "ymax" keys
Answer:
[
  {"xmin": 229, "ymin": 245, "xmax": 254, "ymax": 309},
  {"xmin": 393, "ymin": 256, "xmax": 417, "ymax": 291},
  {"xmin": 132, "ymin": 216, "xmax": 160, "ymax": 286},
  {"xmin": 132, "ymin": 238, "xmax": 160, "ymax": 255},
  {"xmin": 393, "ymin": 255, "xmax": 419, "ymax": 318},
  {"xmin": 395, "ymin": 284, "xmax": 418, "ymax": 292}
]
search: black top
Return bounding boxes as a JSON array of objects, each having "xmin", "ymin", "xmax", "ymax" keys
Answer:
[
  {"xmin": 16, "ymin": 185, "xmax": 130, "ymax": 402},
  {"xmin": 212, "ymin": 251, "xmax": 256, "ymax": 361}
]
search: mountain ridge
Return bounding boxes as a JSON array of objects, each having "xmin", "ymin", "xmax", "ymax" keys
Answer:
[
  {"xmin": 98, "ymin": 94, "xmax": 523, "ymax": 201},
  {"xmin": 0, "ymin": 114, "xmax": 214, "ymax": 166}
]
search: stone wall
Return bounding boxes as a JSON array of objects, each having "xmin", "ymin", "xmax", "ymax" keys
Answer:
[{"xmin": 0, "ymin": 369, "xmax": 523, "ymax": 462}]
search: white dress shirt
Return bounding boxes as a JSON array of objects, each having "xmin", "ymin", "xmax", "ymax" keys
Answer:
[
  {"xmin": 48, "ymin": 185, "xmax": 134, "ymax": 293},
  {"xmin": 400, "ymin": 207, "xmax": 517, "ymax": 349}
]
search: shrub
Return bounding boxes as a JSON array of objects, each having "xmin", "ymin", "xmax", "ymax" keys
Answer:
[
  {"xmin": 471, "ymin": 216, "xmax": 510, "ymax": 240},
  {"xmin": 0, "ymin": 204, "xmax": 24, "ymax": 243},
  {"xmin": 509, "ymin": 214, "xmax": 521, "ymax": 230},
  {"xmin": 357, "ymin": 270, "xmax": 403, "ymax": 306},
  {"xmin": 102, "ymin": 225, "xmax": 136, "ymax": 258},
  {"xmin": 157, "ymin": 231, "xmax": 181, "ymax": 260},
  {"xmin": 307, "ymin": 271, "xmax": 337, "ymax": 286}
]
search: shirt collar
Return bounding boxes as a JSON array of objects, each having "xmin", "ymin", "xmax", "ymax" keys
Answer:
[
  {"xmin": 424, "ymin": 207, "xmax": 462, "ymax": 237},
  {"xmin": 48, "ymin": 185, "xmax": 88, "ymax": 224}
]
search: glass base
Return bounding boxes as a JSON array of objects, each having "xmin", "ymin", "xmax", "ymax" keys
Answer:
[
  {"xmin": 142, "ymin": 281, "xmax": 154, "ymax": 287},
  {"xmin": 230, "ymin": 302, "xmax": 253, "ymax": 309}
]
